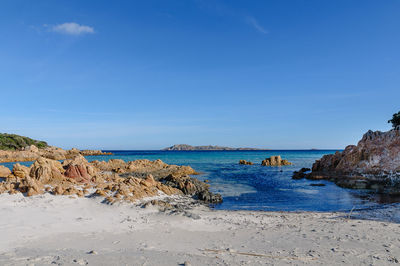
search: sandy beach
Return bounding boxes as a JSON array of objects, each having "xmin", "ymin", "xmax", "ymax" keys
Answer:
[
  {"xmin": 2, "ymin": 0, "xmax": 400, "ymax": 265},
  {"xmin": 1, "ymin": 193, "xmax": 399, "ymax": 266}
]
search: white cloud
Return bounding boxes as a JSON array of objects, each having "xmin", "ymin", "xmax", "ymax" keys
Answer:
[
  {"xmin": 51, "ymin": 22, "xmax": 94, "ymax": 35},
  {"xmin": 246, "ymin": 16, "xmax": 268, "ymax": 35}
]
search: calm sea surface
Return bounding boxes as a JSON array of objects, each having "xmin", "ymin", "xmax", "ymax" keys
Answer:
[{"xmin": 2, "ymin": 150, "xmax": 398, "ymax": 212}]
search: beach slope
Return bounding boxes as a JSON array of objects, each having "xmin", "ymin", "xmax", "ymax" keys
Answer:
[{"xmin": 0, "ymin": 194, "xmax": 399, "ymax": 265}]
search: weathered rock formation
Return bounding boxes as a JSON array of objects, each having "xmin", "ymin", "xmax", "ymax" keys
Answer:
[
  {"xmin": 261, "ymin": 156, "xmax": 292, "ymax": 166},
  {"xmin": 0, "ymin": 165, "xmax": 11, "ymax": 177},
  {"xmin": 0, "ymin": 145, "xmax": 112, "ymax": 163},
  {"xmin": 0, "ymin": 156, "xmax": 222, "ymax": 205},
  {"xmin": 160, "ymin": 174, "xmax": 222, "ymax": 203},
  {"xmin": 29, "ymin": 157, "xmax": 65, "ymax": 183},
  {"xmin": 12, "ymin": 163, "xmax": 30, "ymax": 179},
  {"xmin": 80, "ymin": 150, "xmax": 112, "ymax": 156},
  {"xmin": 239, "ymin": 160, "xmax": 254, "ymax": 165},
  {"xmin": 307, "ymin": 127, "xmax": 400, "ymax": 191},
  {"xmin": 63, "ymin": 155, "xmax": 96, "ymax": 183},
  {"xmin": 92, "ymin": 159, "xmax": 198, "ymax": 179}
]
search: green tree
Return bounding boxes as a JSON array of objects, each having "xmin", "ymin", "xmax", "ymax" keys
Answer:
[{"xmin": 388, "ymin": 111, "xmax": 400, "ymax": 128}]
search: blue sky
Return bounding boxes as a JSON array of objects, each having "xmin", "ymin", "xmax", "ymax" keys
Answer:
[{"xmin": 0, "ymin": 0, "xmax": 399, "ymax": 149}]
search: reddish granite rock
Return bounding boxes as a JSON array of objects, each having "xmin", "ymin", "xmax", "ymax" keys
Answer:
[
  {"xmin": 65, "ymin": 165, "xmax": 91, "ymax": 183},
  {"xmin": 64, "ymin": 155, "xmax": 97, "ymax": 183},
  {"xmin": 309, "ymin": 127, "xmax": 400, "ymax": 190}
]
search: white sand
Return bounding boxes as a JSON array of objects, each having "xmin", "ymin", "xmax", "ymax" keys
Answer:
[{"xmin": 0, "ymin": 193, "xmax": 400, "ymax": 265}]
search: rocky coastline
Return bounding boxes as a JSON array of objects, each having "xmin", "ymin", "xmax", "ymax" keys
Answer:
[
  {"xmin": 295, "ymin": 126, "xmax": 400, "ymax": 192},
  {"xmin": 0, "ymin": 150, "xmax": 222, "ymax": 206}
]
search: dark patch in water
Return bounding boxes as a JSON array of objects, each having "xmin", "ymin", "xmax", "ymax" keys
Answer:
[{"xmin": 310, "ymin": 183, "xmax": 326, "ymax": 187}]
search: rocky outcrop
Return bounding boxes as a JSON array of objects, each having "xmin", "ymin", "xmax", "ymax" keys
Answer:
[
  {"xmin": 92, "ymin": 159, "xmax": 198, "ymax": 179},
  {"xmin": 12, "ymin": 163, "xmax": 30, "ymax": 178},
  {"xmin": 160, "ymin": 174, "xmax": 222, "ymax": 203},
  {"xmin": 63, "ymin": 155, "xmax": 98, "ymax": 183},
  {"xmin": 292, "ymin": 168, "xmax": 311, "ymax": 180},
  {"xmin": 93, "ymin": 173, "xmax": 184, "ymax": 204},
  {"xmin": 0, "ymin": 165, "xmax": 11, "ymax": 177},
  {"xmin": 0, "ymin": 146, "xmax": 112, "ymax": 163},
  {"xmin": 29, "ymin": 157, "xmax": 65, "ymax": 183},
  {"xmin": 308, "ymin": 127, "xmax": 400, "ymax": 191},
  {"xmin": 25, "ymin": 145, "xmax": 39, "ymax": 153},
  {"xmin": 0, "ymin": 156, "xmax": 221, "ymax": 205},
  {"xmin": 261, "ymin": 156, "xmax": 292, "ymax": 166},
  {"xmin": 239, "ymin": 160, "xmax": 254, "ymax": 165},
  {"xmin": 80, "ymin": 150, "xmax": 112, "ymax": 156}
]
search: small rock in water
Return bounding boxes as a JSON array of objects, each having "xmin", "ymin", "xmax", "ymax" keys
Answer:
[
  {"xmin": 239, "ymin": 160, "xmax": 254, "ymax": 165},
  {"xmin": 292, "ymin": 168, "xmax": 311, "ymax": 179},
  {"xmin": 310, "ymin": 183, "xmax": 326, "ymax": 187},
  {"xmin": 87, "ymin": 250, "xmax": 97, "ymax": 255},
  {"xmin": 183, "ymin": 261, "xmax": 192, "ymax": 266},
  {"xmin": 261, "ymin": 156, "xmax": 292, "ymax": 166}
]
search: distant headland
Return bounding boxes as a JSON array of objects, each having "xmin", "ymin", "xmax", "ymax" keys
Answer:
[{"xmin": 162, "ymin": 144, "xmax": 265, "ymax": 151}]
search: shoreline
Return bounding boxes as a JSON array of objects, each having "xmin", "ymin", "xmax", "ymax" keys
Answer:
[
  {"xmin": 1, "ymin": 193, "xmax": 400, "ymax": 265},
  {"xmin": 2, "ymin": 150, "xmax": 399, "ymax": 213},
  {"xmin": 1, "ymin": 147, "xmax": 400, "ymax": 265}
]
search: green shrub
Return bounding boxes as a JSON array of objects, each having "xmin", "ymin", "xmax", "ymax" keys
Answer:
[
  {"xmin": 0, "ymin": 133, "xmax": 48, "ymax": 150},
  {"xmin": 388, "ymin": 111, "xmax": 400, "ymax": 128}
]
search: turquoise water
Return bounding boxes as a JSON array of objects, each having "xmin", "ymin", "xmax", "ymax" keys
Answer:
[
  {"xmin": 2, "ymin": 150, "xmax": 396, "ymax": 212},
  {"xmin": 87, "ymin": 150, "xmax": 396, "ymax": 212}
]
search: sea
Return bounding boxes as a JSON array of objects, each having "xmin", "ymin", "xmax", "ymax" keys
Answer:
[{"xmin": 2, "ymin": 150, "xmax": 399, "ymax": 212}]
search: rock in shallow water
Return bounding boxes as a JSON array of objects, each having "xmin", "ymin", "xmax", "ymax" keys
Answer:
[
  {"xmin": 239, "ymin": 160, "xmax": 254, "ymax": 165},
  {"xmin": 160, "ymin": 174, "xmax": 223, "ymax": 204},
  {"xmin": 292, "ymin": 168, "xmax": 311, "ymax": 180},
  {"xmin": 261, "ymin": 156, "xmax": 292, "ymax": 166}
]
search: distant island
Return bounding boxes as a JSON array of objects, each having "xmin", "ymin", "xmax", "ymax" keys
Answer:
[{"xmin": 162, "ymin": 144, "xmax": 265, "ymax": 151}]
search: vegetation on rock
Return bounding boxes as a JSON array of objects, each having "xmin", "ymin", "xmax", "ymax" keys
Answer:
[
  {"xmin": 388, "ymin": 111, "xmax": 400, "ymax": 128},
  {"xmin": 0, "ymin": 133, "xmax": 48, "ymax": 150}
]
